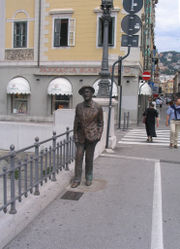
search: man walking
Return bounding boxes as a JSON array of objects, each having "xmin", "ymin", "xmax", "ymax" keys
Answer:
[
  {"xmin": 71, "ymin": 85, "xmax": 104, "ymax": 188},
  {"xmin": 166, "ymin": 97, "xmax": 180, "ymax": 148}
]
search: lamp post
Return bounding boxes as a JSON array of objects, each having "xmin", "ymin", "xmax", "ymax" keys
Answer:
[{"xmin": 97, "ymin": 0, "xmax": 113, "ymax": 97}]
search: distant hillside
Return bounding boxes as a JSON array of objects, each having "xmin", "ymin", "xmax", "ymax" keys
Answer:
[{"xmin": 159, "ymin": 51, "xmax": 180, "ymax": 75}]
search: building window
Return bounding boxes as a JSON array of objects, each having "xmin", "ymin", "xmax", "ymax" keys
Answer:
[
  {"xmin": 13, "ymin": 22, "xmax": 27, "ymax": 48},
  {"xmin": 51, "ymin": 95, "xmax": 70, "ymax": 114},
  {"xmin": 98, "ymin": 17, "xmax": 115, "ymax": 47},
  {"xmin": 53, "ymin": 18, "xmax": 76, "ymax": 47},
  {"xmin": 11, "ymin": 94, "xmax": 28, "ymax": 114}
]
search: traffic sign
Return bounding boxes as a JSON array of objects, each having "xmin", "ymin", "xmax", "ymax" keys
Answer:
[
  {"xmin": 121, "ymin": 14, "xmax": 142, "ymax": 35},
  {"xmin": 121, "ymin": 34, "xmax": 139, "ymax": 47},
  {"xmin": 123, "ymin": 0, "xmax": 143, "ymax": 14},
  {"xmin": 142, "ymin": 71, "xmax": 151, "ymax": 81}
]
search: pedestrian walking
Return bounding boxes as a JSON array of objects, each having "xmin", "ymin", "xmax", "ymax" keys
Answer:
[
  {"xmin": 156, "ymin": 98, "xmax": 161, "ymax": 108},
  {"xmin": 71, "ymin": 85, "xmax": 104, "ymax": 188},
  {"xmin": 148, "ymin": 96, "xmax": 157, "ymax": 109},
  {"xmin": 143, "ymin": 102, "xmax": 159, "ymax": 142},
  {"xmin": 166, "ymin": 98, "xmax": 180, "ymax": 148}
]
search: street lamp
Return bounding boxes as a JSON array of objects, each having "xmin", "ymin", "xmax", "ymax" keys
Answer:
[{"xmin": 97, "ymin": 0, "xmax": 113, "ymax": 97}]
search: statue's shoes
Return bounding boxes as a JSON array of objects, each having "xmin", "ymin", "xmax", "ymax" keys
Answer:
[
  {"xmin": 86, "ymin": 180, "xmax": 92, "ymax": 186},
  {"xmin": 71, "ymin": 182, "xmax": 80, "ymax": 188}
]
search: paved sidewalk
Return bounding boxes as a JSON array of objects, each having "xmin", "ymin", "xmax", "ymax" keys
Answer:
[
  {"xmin": 3, "ymin": 117, "xmax": 180, "ymax": 249},
  {"xmin": 3, "ymin": 106, "xmax": 180, "ymax": 249}
]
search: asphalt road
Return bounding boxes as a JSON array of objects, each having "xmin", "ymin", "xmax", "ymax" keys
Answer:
[{"xmin": 4, "ymin": 105, "xmax": 180, "ymax": 249}]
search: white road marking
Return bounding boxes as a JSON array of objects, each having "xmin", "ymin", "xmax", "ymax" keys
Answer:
[
  {"xmin": 118, "ymin": 141, "xmax": 173, "ymax": 146},
  {"xmin": 118, "ymin": 128, "xmax": 180, "ymax": 146},
  {"xmin": 151, "ymin": 161, "xmax": 164, "ymax": 249},
  {"xmin": 100, "ymin": 153, "xmax": 158, "ymax": 162},
  {"xmin": 101, "ymin": 153, "xmax": 164, "ymax": 249},
  {"xmin": 122, "ymin": 138, "xmax": 170, "ymax": 141}
]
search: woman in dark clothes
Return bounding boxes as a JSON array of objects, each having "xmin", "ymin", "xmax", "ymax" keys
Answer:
[{"xmin": 143, "ymin": 102, "xmax": 159, "ymax": 142}]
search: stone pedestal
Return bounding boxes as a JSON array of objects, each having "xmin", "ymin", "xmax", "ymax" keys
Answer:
[{"xmin": 94, "ymin": 97, "xmax": 118, "ymax": 149}]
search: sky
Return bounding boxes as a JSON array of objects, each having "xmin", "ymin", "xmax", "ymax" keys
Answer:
[{"xmin": 155, "ymin": 0, "xmax": 180, "ymax": 52}]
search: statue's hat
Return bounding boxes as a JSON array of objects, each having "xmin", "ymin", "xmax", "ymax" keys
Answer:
[{"xmin": 78, "ymin": 85, "xmax": 95, "ymax": 95}]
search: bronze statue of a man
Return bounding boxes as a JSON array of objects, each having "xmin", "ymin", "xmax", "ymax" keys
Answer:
[{"xmin": 71, "ymin": 85, "xmax": 104, "ymax": 188}]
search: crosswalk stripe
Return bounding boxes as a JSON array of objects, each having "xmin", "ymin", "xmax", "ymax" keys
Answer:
[
  {"xmin": 123, "ymin": 138, "xmax": 170, "ymax": 142},
  {"xmin": 118, "ymin": 129, "xmax": 180, "ymax": 146}
]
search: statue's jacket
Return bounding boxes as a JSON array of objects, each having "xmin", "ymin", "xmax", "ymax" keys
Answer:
[{"xmin": 73, "ymin": 100, "xmax": 104, "ymax": 143}]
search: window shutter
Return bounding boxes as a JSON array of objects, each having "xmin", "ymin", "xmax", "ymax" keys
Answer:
[
  {"xmin": 111, "ymin": 17, "xmax": 115, "ymax": 46},
  {"xmin": 54, "ymin": 19, "xmax": 61, "ymax": 47},
  {"xmin": 68, "ymin": 18, "xmax": 76, "ymax": 46},
  {"xmin": 13, "ymin": 23, "xmax": 17, "ymax": 48},
  {"xmin": 98, "ymin": 18, "xmax": 103, "ymax": 46}
]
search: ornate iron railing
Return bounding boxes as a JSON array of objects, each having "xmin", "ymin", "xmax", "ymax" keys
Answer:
[{"xmin": 0, "ymin": 127, "xmax": 75, "ymax": 214}]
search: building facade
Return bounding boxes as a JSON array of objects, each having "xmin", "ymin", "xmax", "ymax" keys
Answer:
[
  {"xmin": 173, "ymin": 71, "xmax": 180, "ymax": 96},
  {"xmin": 142, "ymin": 0, "xmax": 158, "ymax": 81},
  {"xmin": 0, "ymin": 0, "xmax": 157, "ymax": 123}
]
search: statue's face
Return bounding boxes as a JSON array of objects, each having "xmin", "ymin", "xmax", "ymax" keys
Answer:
[{"xmin": 82, "ymin": 88, "xmax": 93, "ymax": 101}]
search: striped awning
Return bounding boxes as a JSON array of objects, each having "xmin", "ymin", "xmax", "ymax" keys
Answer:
[
  {"xmin": 93, "ymin": 79, "xmax": 118, "ymax": 97},
  {"xmin": 47, "ymin": 78, "xmax": 72, "ymax": 95},
  {"xmin": 7, "ymin": 77, "xmax": 31, "ymax": 94}
]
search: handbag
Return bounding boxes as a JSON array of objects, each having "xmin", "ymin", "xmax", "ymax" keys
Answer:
[{"xmin": 143, "ymin": 116, "xmax": 146, "ymax": 124}]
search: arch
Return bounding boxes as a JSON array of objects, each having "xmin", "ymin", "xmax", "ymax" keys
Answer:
[
  {"xmin": 12, "ymin": 9, "xmax": 29, "ymax": 19},
  {"xmin": 93, "ymin": 79, "xmax": 118, "ymax": 97},
  {"xmin": 47, "ymin": 78, "xmax": 72, "ymax": 95},
  {"xmin": 7, "ymin": 77, "xmax": 31, "ymax": 94}
]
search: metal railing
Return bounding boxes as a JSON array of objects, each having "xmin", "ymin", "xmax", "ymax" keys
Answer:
[{"xmin": 0, "ymin": 127, "xmax": 75, "ymax": 214}]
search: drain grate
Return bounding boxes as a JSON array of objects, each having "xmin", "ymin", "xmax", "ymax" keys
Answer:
[{"xmin": 61, "ymin": 191, "xmax": 84, "ymax": 201}]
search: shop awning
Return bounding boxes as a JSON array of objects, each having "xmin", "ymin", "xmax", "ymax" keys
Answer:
[
  {"xmin": 93, "ymin": 79, "xmax": 118, "ymax": 97},
  {"xmin": 7, "ymin": 77, "xmax": 31, "ymax": 94},
  {"xmin": 139, "ymin": 81, "xmax": 152, "ymax": 95},
  {"xmin": 47, "ymin": 78, "xmax": 72, "ymax": 95}
]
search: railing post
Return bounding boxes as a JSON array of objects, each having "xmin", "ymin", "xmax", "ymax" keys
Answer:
[
  {"xmin": 18, "ymin": 161, "xmax": 22, "ymax": 201},
  {"xmin": 30, "ymin": 156, "xmax": 33, "ymax": 193},
  {"xmin": 40, "ymin": 150, "xmax": 44, "ymax": 185},
  {"xmin": 65, "ymin": 127, "xmax": 70, "ymax": 171},
  {"xmin": 3, "ymin": 167, "xmax": 7, "ymax": 213},
  {"xmin": 45, "ymin": 148, "xmax": 48, "ymax": 182},
  {"xmin": 60, "ymin": 141, "xmax": 63, "ymax": 171},
  {"xmin": 52, "ymin": 131, "xmax": 57, "ymax": 181},
  {"xmin": 24, "ymin": 157, "xmax": 28, "ymax": 198},
  {"xmin": 34, "ymin": 137, "xmax": 40, "ymax": 195},
  {"xmin": 9, "ymin": 144, "xmax": 17, "ymax": 214}
]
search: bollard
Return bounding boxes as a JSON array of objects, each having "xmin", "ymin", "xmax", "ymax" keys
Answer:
[
  {"xmin": 123, "ymin": 112, "xmax": 126, "ymax": 131},
  {"xmin": 127, "ymin": 112, "xmax": 130, "ymax": 130},
  {"xmin": 122, "ymin": 112, "xmax": 130, "ymax": 130}
]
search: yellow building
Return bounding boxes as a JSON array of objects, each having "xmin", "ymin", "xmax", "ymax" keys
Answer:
[
  {"xmin": 4, "ymin": 0, "xmax": 126, "ymax": 62},
  {"xmin": 0, "ymin": 0, "xmax": 157, "ymax": 122},
  {"xmin": 160, "ymin": 79, "xmax": 174, "ymax": 96}
]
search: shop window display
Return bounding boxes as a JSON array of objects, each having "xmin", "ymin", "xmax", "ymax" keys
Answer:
[
  {"xmin": 11, "ymin": 94, "xmax": 28, "ymax": 114},
  {"xmin": 51, "ymin": 95, "xmax": 70, "ymax": 114}
]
